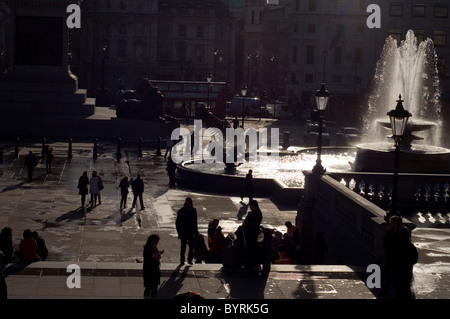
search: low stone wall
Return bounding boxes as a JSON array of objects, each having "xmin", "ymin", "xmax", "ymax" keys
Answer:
[
  {"xmin": 297, "ymin": 171, "xmax": 416, "ymax": 267},
  {"xmin": 176, "ymin": 161, "xmax": 303, "ymax": 206}
]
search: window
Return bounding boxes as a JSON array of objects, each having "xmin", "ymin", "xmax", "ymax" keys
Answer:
[
  {"xmin": 292, "ymin": 44, "xmax": 297, "ymax": 64},
  {"xmin": 306, "ymin": 45, "xmax": 314, "ymax": 64},
  {"xmin": 333, "ymin": 75, "xmax": 342, "ymax": 83},
  {"xmin": 178, "ymin": 24, "xmax": 186, "ymax": 37},
  {"xmin": 294, "ymin": 24, "xmax": 298, "ymax": 33},
  {"xmin": 412, "ymin": 4, "xmax": 426, "ymax": 17},
  {"xmin": 435, "ymin": 5, "xmax": 448, "ymax": 18},
  {"xmin": 117, "ymin": 39, "xmax": 127, "ymax": 61},
  {"xmin": 295, "ymin": 0, "xmax": 300, "ymax": 11},
  {"xmin": 389, "ymin": 29, "xmax": 402, "ymax": 43},
  {"xmin": 309, "ymin": 0, "xmax": 317, "ymax": 11},
  {"xmin": 437, "ymin": 58, "xmax": 445, "ymax": 76},
  {"xmin": 134, "ymin": 42, "xmax": 145, "ymax": 63},
  {"xmin": 414, "ymin": 30, "xmax": 424, "ymax": 43},
  {"xmin": 390, "ymin": 4, "xmax": 403, "ymax": 16},
  {"xmin": 334, "ymin": 47, "xmax": 342, "ymax": 64},
  {"xmin": 135, "ymin": 24, "xmax": 145, "ymax": 37},
  {"xmin": 119, "ymin": 24, "xmax": 126, "ymax": 35},
  {"xmin": 433, "ymin": 30, "xmax": 446, "ymax": 46},
  {"xmin": 291, "ymin": 72, "xmax": 297, "ymax": 83},
  {"xmin": 196, "ymin": 25, "xmax": 203, "ymax": 38},
  {"xmin": 307, "ymin": 24, "xmax": 315, "ymax": 33},
  {"xmin": 176, "ymin": 45, "xmax": 187, "ymax": 61},
  {"xmin": 305, "ymin": 74, "xmax": 314, "ymax": 83}
]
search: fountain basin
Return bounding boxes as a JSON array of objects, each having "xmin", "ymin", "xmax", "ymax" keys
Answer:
[
  {"xmin": 352, "ymin": 142, "xmax": 450, "ymax": 174},
  {"xmin": 176, "ymin": 148, "xmax": 356, "ymax": 204}
]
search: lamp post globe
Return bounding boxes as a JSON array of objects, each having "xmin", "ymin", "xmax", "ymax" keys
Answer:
[
  {"xmin": 312, "ymin": 83, "xmax": 330, "ymax": 175},
  {"xmin": 386, "ymin": 94, "xmax": 411, "ymax": 220},
  {"xmin": 241, "ymin": 84, "xmax": 247, "ymax": 128}
]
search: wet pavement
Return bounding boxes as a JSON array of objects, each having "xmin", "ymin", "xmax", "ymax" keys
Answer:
[{"xmin": 0, "ymin": 116, "xmax": 450, "ymax": 300}]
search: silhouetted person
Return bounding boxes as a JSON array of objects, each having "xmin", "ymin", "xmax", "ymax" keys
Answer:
[
  {"xmin": 379, "ymin": 215, "xmax": 402, "ymax": 298},
  {"xmin": 16, "ymin": 229, "xmax": 40, "ymax": 262},
  {"xmin": 0, "ymin": 227, "xmax": 13, "ymax": 266},
  {"xmin": 131, "ymin": 174, "xmax": 145, "ymax": 210},
  {"xmin": 45, "ymin": 147, "xmax": 54, "ymax": 173},
  {"xmin": 167, "ymin": 157, "xmax": 177, "ymax": 188},
  {"xmin": 240, "ymin": 199, "xmax": 262, "ymax": 266},
  {"xmin": 164, "ymin": 135, "xmax": 172, "ymax": 159},
  {"xmin": 119, "ymin": 176, "xmax": 130, "ymax": 210},
  {"xmin": 0, "ymin": 251, "xmax": 7, "ymax": 299},
  {"xmin": 32, "ymin": 231, "xmax": 48, "ymax": 261},
  {"xmin": 89, "ymin": 171, "xmax": 100, "ymax": 207},
  {"xmin": 77, "ymin": 171, "xmax": 89, "ymax": 206},
  {"xmin": 241, "ymin": 169, "xmax": 253, "ymax": 202},
  {"xmin": 24, "ymin": 151, "xmax": 38, "ymax": 182},
  {"xmin": 176, "ymin": 197, "xmax": 198, "ymax": 265},
  {"xmin": 143, "ymin": 234, "xmax": 163, "ymax": 299},
  {"xmin": 395, "ymin": 226, "xmax": 418, "ymax": 299}
]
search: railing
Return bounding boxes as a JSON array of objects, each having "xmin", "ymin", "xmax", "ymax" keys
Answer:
[{"xmin": 328, "ymin": 172, "xmax": 450, "ymax": 214}]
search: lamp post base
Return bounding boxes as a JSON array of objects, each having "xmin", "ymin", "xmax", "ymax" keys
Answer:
[{"xmin": 312, "ymin": 162, "xmax": 326, "ymax": 175}]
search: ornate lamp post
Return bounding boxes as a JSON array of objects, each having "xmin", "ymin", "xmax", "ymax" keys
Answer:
[
  {"xmin": 312, "ymin": 82, "xmax": 330, "ymax": 175},
  {"xmin": 207, "ymin": 72, "xmax": 213, "ymax": 110},
  {"xmin": 241, "ymin": 84, "xmax": 248, "ymax": 129},
  {"xmin": 386, "ymin": 95, "xmax": 411, "ymax": 220}
]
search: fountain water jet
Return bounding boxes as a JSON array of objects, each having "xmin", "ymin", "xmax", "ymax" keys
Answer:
[{"xmin": 352, "ymin": 30, "xmax": 450, "ymax": 174}]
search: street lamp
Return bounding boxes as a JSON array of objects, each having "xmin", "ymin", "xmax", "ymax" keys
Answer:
[
  {"xmin": 312, "ymin": 82, "xmax": 330, "ymax": 175},
  {"xmin": 241, "ymin": 84, "xmax": 248, "ymax": 128},
  {"xmin": 101, "ymin": 45, "xmax": 108, "ymax": 106},
  {"xmin": 206, "ymin": 72, "xmax": 213, "ymax": 110},
  {"xmin": 214, "ymin": 50, "xmax": 218, "ymax": 77},
  {"xmin": 386, "ymin": 94, "xmax": 411, "ymax": 220}
]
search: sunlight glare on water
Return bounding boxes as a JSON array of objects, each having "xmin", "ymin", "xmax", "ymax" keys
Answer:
[{"xmin": 186, "ymin": 150, "xmax": 356, "ymax": 188}]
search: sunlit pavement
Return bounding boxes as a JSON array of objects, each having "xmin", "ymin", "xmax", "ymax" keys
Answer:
[{"xmin": 1, "ymin": 118, "xmax": 450, "ymax": 299}]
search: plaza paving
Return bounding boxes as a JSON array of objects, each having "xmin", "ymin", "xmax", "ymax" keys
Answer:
[{"xmin": 0, "ymin": 116, "xmax": 449, "ymax": 300}]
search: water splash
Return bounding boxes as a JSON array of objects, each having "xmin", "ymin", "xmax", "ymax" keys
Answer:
[{"xmin": 365, "ymin": 30, "xmax": 442, "ymax": 145}]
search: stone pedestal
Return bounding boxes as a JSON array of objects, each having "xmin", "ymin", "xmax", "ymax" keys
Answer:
[{"xmin": 0, "ymin": 1, "xmax": 95, "ymax": 116}]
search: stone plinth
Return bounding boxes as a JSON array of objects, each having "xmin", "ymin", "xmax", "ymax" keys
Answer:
[{"xmin": 0, "ymin": 1, "xmax": 95, "ymax": 116}]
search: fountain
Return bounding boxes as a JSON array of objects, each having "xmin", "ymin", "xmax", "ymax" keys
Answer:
[
  {"xmin": 177, "ymin": 30, "xmax": 450, "ymax": 196},
  {"xmin": 352, "ymin": 30, "xmax": 450, "ymax": 174}
]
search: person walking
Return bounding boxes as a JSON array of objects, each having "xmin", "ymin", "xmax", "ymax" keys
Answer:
[
  {"xmin": 94, "ymin": 171, "xmax": 103, "ymax": 205},
  {"xmin": 45, "ymin": 147, "xmax": 54, "ymax": 174},
  {"xmin": 119, "ymin": 176, "xmax": 130, "ymax": 210},
  {"xmin": 77, "ymin": 171, "xmax": 89, "ymax": 207},
  {"xmin": 164, "ymin": 135, "xmax": 172, "ymax": 159},
  {"xmin": 241, "ymin": 169, "xmax": 254, "ymax": 202},
  {"xmin": 167, "ymin": 157, "xmax": 177, "ymax": 188},
  {"xmin": 24, "ymin": 151, "xmax": 38, "ymax": 182},
  {"xmin": 176, "ymin": 197, "xmax": 198, "ymax": 265},
  {"xmin": 89, "ymin": 171, "xmax": 100, "ymax": 207},
  {"xmin": 131, "ymin": 174, "xmax": 145, "ymax": 210},
  {"xmin": 143, "ymin": 234, "xmax": 163, "ymax": 299}
]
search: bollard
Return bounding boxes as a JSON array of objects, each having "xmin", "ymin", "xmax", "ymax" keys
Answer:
[
  {"xmin": 41, "ymin": 137, "xmax": 47, "ymax": 159},
  {"xmin": 116, "ymin": 138, "xmax": 122, "ymax": 159},
  {"xmin": 14, "ymin": 137, "xmax": 19, "ymax": 159},
  {"xmin": 67, "ymin": 138, "xmax": 73, "ymax": 159},
  {"xmin": 138, "ymin": 137, "xmax": 143, "ymax": 158},
  {"xmin": 93, "ymin": 138, "xmax": 98, "ymax": 160},
  {"xmin": 283, "ymin": 131, "xmax": 290, "ymax": 150},
  {"xmin": 156, "ymin": 136, "xmax": 162, "ymax": 156}
]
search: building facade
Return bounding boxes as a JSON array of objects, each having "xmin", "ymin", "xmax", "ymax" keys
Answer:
[{"xmin": 71, "ymin": 0, "xmax": 449, "ymax": 124}]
